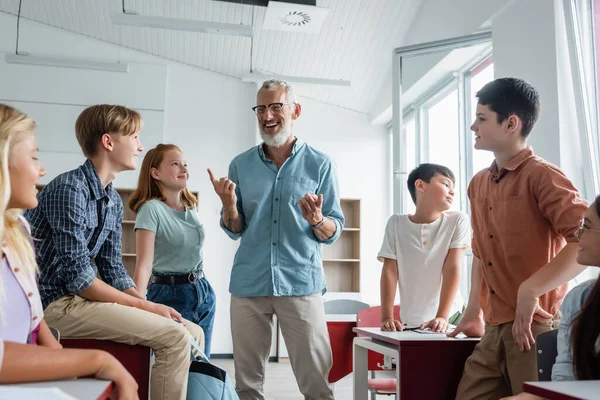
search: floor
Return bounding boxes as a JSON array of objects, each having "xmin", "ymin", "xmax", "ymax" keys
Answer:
[{"xmin": 212, "ymin": 358, "xmax": 355, "ymax": 400}]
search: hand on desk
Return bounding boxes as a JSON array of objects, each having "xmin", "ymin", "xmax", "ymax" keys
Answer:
[
  {"xmin": 447, "ymin": 311, "xmax": 485, "ymax": 338},
  {"xmin": 381, "ymin": 319, "xmax": 403, "ymax": 331},
  {"xmin": 96, "ymin": 352, "xmax": 139, "ymax": 400},
  {"xmin": 420, "ymin": 317, "xmax": 449, "ymax": 333}
]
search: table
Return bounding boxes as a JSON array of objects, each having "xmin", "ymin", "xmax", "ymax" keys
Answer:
[
  {"xmin": 353, "ymin": 327, "xmax": 479, "ymax": 399},
  {"xmin": 1, "ymin": 379, "xmax": 112, "ymax": 399},
  {"xmin": 523, "ymin": 380, "xmax": 600, "ymax": 400},
  {"xmin": 326, "ymin": 314, "xmax": 357, "ymax": 383}
]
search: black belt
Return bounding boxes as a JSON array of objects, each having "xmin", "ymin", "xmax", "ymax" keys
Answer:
[{"xmin": 150, "ymin": 271, "xmax": 204, "ymax": 285}]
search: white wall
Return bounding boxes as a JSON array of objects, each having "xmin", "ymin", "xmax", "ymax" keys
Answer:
[
  {"xmin": 369, "ymin": 0, "xmax": 510, "ymax": 122},
  {"xmin": 491, "ymin": 0, "xmax": 589, "ymax": 197},
  {"xmin": 0, "ymin": 13, "xmax": 388, "ymax": 353},
  {"xmin": 295, "ymin": 99, "xmax": 390, "ymax": 305},
  {"xmin": 491, "ymin": 0, "xmax": 598, "ymax": 286}
]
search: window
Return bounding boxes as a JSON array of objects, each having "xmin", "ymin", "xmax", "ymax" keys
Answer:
[
  {"xmin": 426, "ymin": 87, "xmax": 462, "ymax": 211},
  {"xmin": 403, "ymin": 115, "xmax": 417, "ymax": 215},
  {"xmin": 469, "ymin": 60, "xmax": 496, "ymax": 175},
  {"xmin": 399, "ymin": 57, "xmax": 495, "ymax": 215}
]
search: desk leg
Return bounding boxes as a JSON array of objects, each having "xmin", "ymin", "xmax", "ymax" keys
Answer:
[
  {"xmin": 396, "ymin": 348, "xmax": 401, "ymax": 399},
  {"xmin": 353, "ymin": 338, "xmax": 368, "ymax": 400}
]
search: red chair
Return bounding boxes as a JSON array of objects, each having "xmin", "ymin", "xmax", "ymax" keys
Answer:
[
  {"xmin": 61, "ymin": 338, "xmax": 151, "ymax": 400},
  {"xmin": 357, "ymin": 305, "xmax": 400, "ymax": 399}
]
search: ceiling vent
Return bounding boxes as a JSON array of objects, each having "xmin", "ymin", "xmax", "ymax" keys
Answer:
[
  {"xmin": 262, "ymin": 1, "xmax": 329, "ymax": 33},
  {"xmin": 213, "ymin": 1, "xmax": 316, "ymax": 6}
]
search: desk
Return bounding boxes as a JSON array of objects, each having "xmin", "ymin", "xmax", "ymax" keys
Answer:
[
  {"xmin": 353, "ymin": 327, "xmax": 479, "ymax": 400},
  {"xmin": 326, "ymin": 314, "xmax": 357, "ymax": 383},
  {"xmin": 1, "ymin": 379, "xmax": 112, "ymax": 399},
  {"xmin": 523, "ymin": 380, "xmax": 600, "ymax": 400}
]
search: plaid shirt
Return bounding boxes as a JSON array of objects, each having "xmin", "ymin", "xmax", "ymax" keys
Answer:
[{"xmin": 26, "ymin": 160, "xmax": 134, "ymax": 308}]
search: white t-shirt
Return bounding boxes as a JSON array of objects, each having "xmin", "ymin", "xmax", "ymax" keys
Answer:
[{"xmin": 377, "ymin": 211, "xmax": 470, "ymax": 326}]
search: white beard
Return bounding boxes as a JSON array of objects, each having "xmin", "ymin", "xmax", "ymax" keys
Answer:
[{"xmin": 259, "ymin": 120, "xmax": 292, "ymax": 148}]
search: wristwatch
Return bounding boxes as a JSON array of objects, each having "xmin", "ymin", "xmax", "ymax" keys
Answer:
[{"xmin": 311, "ymin": 218, "xmax": 325, "ymax": 229}]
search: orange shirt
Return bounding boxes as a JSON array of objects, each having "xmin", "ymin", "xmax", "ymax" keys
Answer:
[{"xmin": 469, "ymin": 147, "xmax": 587, "ymax": 325}]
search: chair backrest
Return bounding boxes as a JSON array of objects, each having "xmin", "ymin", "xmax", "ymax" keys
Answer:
[
  {"xmin": 536, "ymin": 329, "xmax": 559, "ymax": 382},
  {"xmin": 49, "ymin": 327, "xmax": 60, "ymax": 342},
  {"xmin": 357, "ymin": 305, "xmax": 400, "ymax": 328},
  {"xmin": 324, "ymin": 299, "xmax": 370, "ymax": 315}
]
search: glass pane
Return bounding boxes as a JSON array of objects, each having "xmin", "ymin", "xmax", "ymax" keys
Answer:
[
  {"xmin": 404, "ymin": 117, "xmax": 417, "ymax": 214},
  {"xmin": 427, "ymin": 89, "xmax": 461, "ymax": 211},
  {"xmin": 470, "ymin": 62, "xmax": 496, "ymax": 174}
]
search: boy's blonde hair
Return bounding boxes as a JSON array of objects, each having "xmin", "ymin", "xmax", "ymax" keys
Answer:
[
  {"xmin": 128, "ymin": 144, "xmax": 198, "ymax": 213},
  {"xmin": 0, "ymin": 104, "xmax": 38, "ymax": 283},
  {"xmin": 75, "ymin": 104, "xmax": 142, "ymax": 158}
]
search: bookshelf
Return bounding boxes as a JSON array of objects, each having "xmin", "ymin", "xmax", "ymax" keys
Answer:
[{"xmin": 322, "ymin": 198, "xmax": 361, "ymax": 293}]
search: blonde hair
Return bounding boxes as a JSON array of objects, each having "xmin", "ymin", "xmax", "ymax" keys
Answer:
[
  {"xmin": 75, "ymin": 104, "xmax": 142, "ymax": 158},
  {"xmin": 129, "ymin": 144, "xmax": 198, "ymax": 213},
  {"xmin": 0, "ymin": 104, "xmax": 38, "ymax": 280}
]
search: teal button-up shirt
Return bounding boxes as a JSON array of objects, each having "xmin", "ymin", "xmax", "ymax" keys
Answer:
[{"xmin": 220, "ymin": 138, "xmax": 344, "ymax": 297}]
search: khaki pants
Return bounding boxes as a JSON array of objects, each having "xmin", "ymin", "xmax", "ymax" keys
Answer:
[
  {"xmin": 44, "ymin": 295, "xmax": 205, "ymax": 400},
  {"xmin": 230, "ymin": 294, "xmax": 334, "ymax": 400},
  {"xmin": 456, "ymin": 320, "xmax": 556, "ymax": 399}
]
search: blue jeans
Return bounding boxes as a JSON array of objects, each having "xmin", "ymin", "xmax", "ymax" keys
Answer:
[{"xmin": 147, "ymin": 276, "xmax": 216, "ymax": 359}]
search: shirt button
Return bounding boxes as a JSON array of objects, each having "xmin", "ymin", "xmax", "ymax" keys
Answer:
[
  {"xmin": 489, "ymin": 207, "xmax": 492, "ymax": 211},
  {"xmin": 32, "ymin": 316, "xmax": 38, "ymax": 321},
  {"xmin": 13, "ymin": 268, "xmax": 19, "ymax": 273},
  {"xmin": 274, "ymin": 220, "xmax": 278, "ymax": 224},
  {"xmin": 28, "ymin": 292, "xmax": 33, "ymax": 297},
  {"xmin": 491, "ymin": 290, "xmax": 496, "ymax": 294},
  {"xmin": 271, "ymin": 263, "xmax": 276, "ymax": 267},
  {"xmin": 494, "ymin": 179, "xmax": 499, "ymax": 184},
  {"xmin": 275, "ymin": 198, "xmax": 279, "ymax": 202},
  {"xmin": 272, "ymin": 242, "xmax": 277, "ymax": 246},
  {"xmin": 488, "ymin": 262, "xmax": 492, "ymax": 267},
  {"xmin": 423, "ymin": 241, "xmax": 428, "ymax": 245},
  {"xmin": 489, "ymin": 234, "xmax": 494, "ymax": 239},
  {"xmin": 277, "ymin": 177, "xmax": 281, "ymax": 180}
]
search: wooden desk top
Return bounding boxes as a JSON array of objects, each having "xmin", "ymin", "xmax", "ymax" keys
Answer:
[
  {"xmin": 354, "ymin": 327, "xmax": 480, "ymax": 346},
  {"xmin": 1, "ymin": 378, "xmax": 112, "ymax": 400},
  {"xmin": 524, "ymin": 380, "xmax": 600, "ymax": 400}
]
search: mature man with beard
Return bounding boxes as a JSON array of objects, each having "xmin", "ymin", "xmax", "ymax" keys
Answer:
[{"xmin": 208, "ymin": 80, "xmax": 344, "ymax": 400}]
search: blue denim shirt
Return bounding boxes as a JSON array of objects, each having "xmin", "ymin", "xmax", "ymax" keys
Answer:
[
  {"xmin": 220, "ymin": 138, "xmax": 344, "ymax": 297},
  {"xmin": 26, "ymin": 160, "xmax": 134, "ymax": 308},
  {"xmin": 552, "ymin": 279, "xmax": 596, "ymax": 381}
]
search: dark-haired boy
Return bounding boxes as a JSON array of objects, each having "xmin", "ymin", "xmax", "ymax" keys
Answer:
[
  {"xmin": 449, "ymin": 78, "xmax": 588, "ymax": 398},
  {"xmin": 379, "ymin": 163, "xmax": 470, "ymax": 333}
]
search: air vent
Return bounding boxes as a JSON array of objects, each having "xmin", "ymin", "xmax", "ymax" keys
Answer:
[
  {"xmin": 262, "ymin": 1, "xmax": 329, "ymax": 33},
  {"xmin": 212, "ymin": 0, "xmax": 316, "ymax": 6}
]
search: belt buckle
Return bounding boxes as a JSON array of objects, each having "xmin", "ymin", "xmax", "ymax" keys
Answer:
[{"xmin": 188, "ymin": 272, "xmax": 197, "ymax": 283}]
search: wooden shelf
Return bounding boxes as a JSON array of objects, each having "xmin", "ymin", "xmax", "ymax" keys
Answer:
[{"xmin": 322, "ymin": 199, "xmax": 360, "ymax": 293}]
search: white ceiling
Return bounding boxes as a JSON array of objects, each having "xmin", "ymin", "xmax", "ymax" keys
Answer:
[{"xmin": 0, "ymin": 0, "xmax": 422, "ymax": 114}]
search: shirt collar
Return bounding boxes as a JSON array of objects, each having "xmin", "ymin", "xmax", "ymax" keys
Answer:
[
  {"xmin": 81, "ymin": 159, "xmax": 111, "ymax": 200},
  {"xmin": 490, "ymin": 146, "xmax": 534, "ymax": 175},
  {"xmin": 258, "ymin": 137, "xmax": 305, "ymax": 161}
]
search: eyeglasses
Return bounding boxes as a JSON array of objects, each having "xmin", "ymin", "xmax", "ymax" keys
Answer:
[
  {"xmin": 577, "ymin": 219, "xmax": 600, "ymax": 239},
  {"xmin": 251, "ymin": 103, "xmax": 295, "ymax": 115}
]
